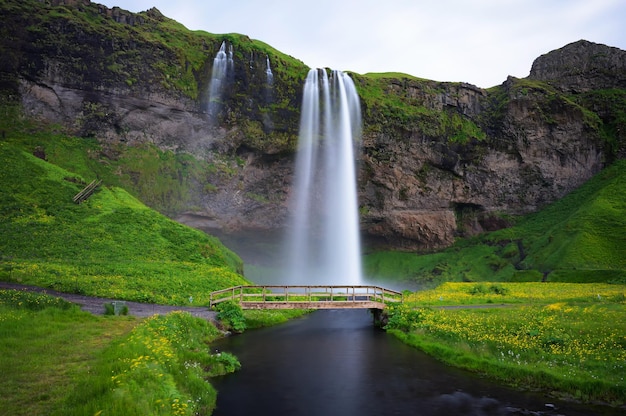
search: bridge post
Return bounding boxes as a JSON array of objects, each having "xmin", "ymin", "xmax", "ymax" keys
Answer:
[{"xmin": 370, "ymin": 308, "xmax": 383, "ymax": 327}]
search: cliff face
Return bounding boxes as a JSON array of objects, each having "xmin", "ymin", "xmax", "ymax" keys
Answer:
[
  {"xmin": 2, "ymin": 1, "xmax": 625, "ymax": 252},
  {"xmin": 357, "ymin": 75, "xmax": 608, "ymax": 250},
  {"xmin": 1, "ymin": 1, "xmax": 303, "ymax": 149}
]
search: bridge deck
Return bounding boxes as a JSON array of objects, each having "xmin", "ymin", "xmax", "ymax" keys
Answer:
[
  {"xmin": 240, "ymin": 301, "xmax": 387, "ymax": 310},
  {"xmin": 209, "ymin": 285, "xmax": 403, "ymax": 310}
]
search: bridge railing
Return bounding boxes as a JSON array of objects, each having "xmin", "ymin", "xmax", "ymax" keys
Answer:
[{"xmin": 209, "ymin": 285, "xmax": 403, "ymax": 308}]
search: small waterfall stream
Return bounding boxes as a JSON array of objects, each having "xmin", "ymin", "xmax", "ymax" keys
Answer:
[
  {"xmin": 207, "ymin": 41, "xmax": 234, "ymax": 122},
  {"xmin": 265, "ymin": 56, "xmax": 273, "ymax": 85}
]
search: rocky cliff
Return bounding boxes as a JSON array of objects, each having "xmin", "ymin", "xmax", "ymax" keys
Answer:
[{"xmin": 1, "ymin": 1, "xmax": 625, "ymax": 252}]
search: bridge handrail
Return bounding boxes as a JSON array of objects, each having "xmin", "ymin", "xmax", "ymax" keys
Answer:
[{"xmin": 209, "ymin": 285, "xmax": 403, "ymax": 308}]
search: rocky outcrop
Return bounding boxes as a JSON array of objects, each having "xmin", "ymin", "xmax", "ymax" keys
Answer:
[
  {"xmin": 529, "ymin": 40, "xmax": 626, "ymax": 92},
  {"xmin": 1, "ymin": 2, "xmax": 624, "ymax": 252}
]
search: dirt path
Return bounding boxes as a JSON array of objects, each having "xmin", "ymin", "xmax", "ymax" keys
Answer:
[
  {"xmin": 0, "ymin": 282, "xmax": 217, "ymax": 321},
  {"xmin": 0, "ymin": 281, "xmax": 514, "ymax": 320}
]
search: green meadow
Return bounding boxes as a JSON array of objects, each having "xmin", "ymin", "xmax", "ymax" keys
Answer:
[{"xmin": 0, "ymin": 137, "xmax": 249, "ymax": 303}]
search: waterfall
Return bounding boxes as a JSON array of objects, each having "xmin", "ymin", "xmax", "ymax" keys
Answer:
[
  {"xmin": 207, "ymin": 41, "xmax": 234, "ymax": 123},
  {"xmin": 265, "ymin": 56, "xmax": 273, "ymax": 84},
  {"xmin": 284, "ymin": 69, "xmax": 362, "ymax": 285},
  {"xmin": 263, "ymin": 55, "xmax": 274, "ymax": 129}
]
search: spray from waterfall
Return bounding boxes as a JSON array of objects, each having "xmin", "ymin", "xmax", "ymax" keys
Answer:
[
  {"xmin": 284, "ymin": 69, "xmax": 362, "ymax": 285},
  {"xmin": 207, "ymin": 41, "xmax": 234, "ymax": 123}
]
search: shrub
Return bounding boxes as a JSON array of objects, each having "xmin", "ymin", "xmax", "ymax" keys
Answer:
[
  {"xmin": 206, "ymin": 351, "xmax": 241, "ymax": 376},
  {"xmin": 103, "ymin": 302, "xmax": 129, "ymax": 316},
  {"xmin": 489, "ymin": 284, "xmax": 509, "ymax": 295},
  {"xmin": 214, "ymin": 301, "xmax": 247, "ymax": 333},
  {"xmin": 468, "ymin": 283, "xmax": 509, "ymax": 296},
  {"xmin": 384, "ymin": 303, "xmax": 425, "ymax": 332}
]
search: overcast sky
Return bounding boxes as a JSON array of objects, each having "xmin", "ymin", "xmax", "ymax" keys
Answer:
[{"xmin": 97, "ymin": 0, "xmax": 626, "ymax": 88}]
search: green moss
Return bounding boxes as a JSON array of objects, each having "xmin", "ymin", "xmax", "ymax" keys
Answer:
[
  {"xmin": 573, "ymin": 89, "xmax": 626, "ymax": 157},
  {"xmin": 353, "ymin": 73, "xmax": 488, "ymax": 144}
]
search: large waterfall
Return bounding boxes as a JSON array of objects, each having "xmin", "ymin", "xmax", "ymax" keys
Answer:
[
  {"xmin": 207, "ymin": 41, "xmax": 233, "ymax": 122},
  {"xmin": 284, "ymin": 69, "xmax": 363, "ymax": 285}
]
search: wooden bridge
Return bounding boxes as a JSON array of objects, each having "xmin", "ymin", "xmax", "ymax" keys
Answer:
[{"xmin": 209, "ymin": 285, "xmax": 403, "ymax": 310}]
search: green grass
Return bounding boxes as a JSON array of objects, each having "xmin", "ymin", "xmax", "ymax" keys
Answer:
[
  {"xmin": 364, "ymin": 160, "xmax": 626, "ymax": 286},
  {"xmin": 0, "ymin": 290, "xmax": 237, "ymax": 415},
  {"xmin": 405, "ymin": 281, "xmax": 626, "ymax": 306},
  {"xmin": 386, "ymin": 282, "xmax": 626, "ymax": 406},
  {"xmin": 58, "ymin": 311, "xmax": 234, "ymax": 416},
  {"xmin": 0, "ymin": 111, "xmax": 218, "ymax": 217},
  {"xmin": 243, "ymin": 308, "xmax": 311, "ymax": 329},
  {"xmin": 0, "ymin": 290, "xmax": 138, "ymax": 415},
  {"xmin": 0, "ymin": 140, "xmax": 249, "ymax": 304}
]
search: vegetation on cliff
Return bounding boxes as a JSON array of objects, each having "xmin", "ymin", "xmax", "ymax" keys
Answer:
[
  {"xmin": 364, "ymin": 158, "xmax": 626, "ymax": 286},
  {"xmin": 574, "ymin": 88, "xmax": 626, "ymax": 160},
  {"xmin": 354, "ymin": 73, "xmax": 487, "ymax": 144}
]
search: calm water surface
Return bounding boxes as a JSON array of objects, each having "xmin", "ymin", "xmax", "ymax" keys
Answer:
[{"xmin": 211, "ymin": 309, "xmax": 619, "ymax": 416}]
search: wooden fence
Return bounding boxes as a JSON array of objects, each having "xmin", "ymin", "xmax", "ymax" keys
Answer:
[{"xmin": 73, "ymin": 179, "xmax": 102, "ymax": 204}]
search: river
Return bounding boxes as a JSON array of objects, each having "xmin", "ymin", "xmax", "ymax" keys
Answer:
[{"xmin": 211, "ymin": 308, "xmax": 619, "ymax": 416}]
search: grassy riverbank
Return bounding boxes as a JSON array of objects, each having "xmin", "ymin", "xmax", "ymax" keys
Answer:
[
  {"xmin": 386, "ymin": 282, "xmax": 626, "ymax": 406},
  {"xmin": 0, "ymin": 290, "xmax": 241, "ymax": 415}
]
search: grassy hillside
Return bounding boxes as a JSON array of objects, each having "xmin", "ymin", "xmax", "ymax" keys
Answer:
[
  {"xmin": 0, "ymin": 138, "xmax": 249, "ymax": 304},
  {"xmin": 0, "ymin": 104, "xmax": 225, "ymax": 217},
  {"xmin": 364, "ymin": 160, "xmax": 626, "ymax": 286}
]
